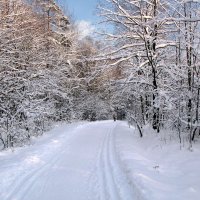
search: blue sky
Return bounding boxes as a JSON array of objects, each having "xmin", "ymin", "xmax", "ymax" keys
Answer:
[
  {"xmin": 59, "ymin": 0, "xmax": 113, "ymax": 38},
  {"xmin": 60, "ymin": 0, "xmax": 99, "ymax": 24}
]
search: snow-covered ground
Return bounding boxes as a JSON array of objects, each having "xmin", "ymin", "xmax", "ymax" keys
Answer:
[
  {"xmin": 0, "ymin": 121, "xmax": 200, "ymax": 200},
  {"xmin": 116, "ymin": 123, "xmax": 200, "ymax": 200}
]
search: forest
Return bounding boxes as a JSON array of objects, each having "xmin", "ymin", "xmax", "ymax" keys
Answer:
[{"xmin": 0, "ymin": 0, "xmax": 200, "ymax": 149}]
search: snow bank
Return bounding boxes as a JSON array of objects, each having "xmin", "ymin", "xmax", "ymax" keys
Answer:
[{"xmin": 115, "ymin": 122, "xmax": 200, "ymax": 200}]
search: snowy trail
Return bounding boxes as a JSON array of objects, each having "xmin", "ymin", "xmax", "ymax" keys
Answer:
[
  {"xmin": 97, "ymin": 124, "xmax": 134, "ymax": 200},
  {"xmin": 0, "ymin": 121, "xmax": 136, "ymax": 200}
]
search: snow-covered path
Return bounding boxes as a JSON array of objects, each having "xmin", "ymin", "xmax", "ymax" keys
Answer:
[{"xmin": 0, "ymin": 121, "xmax": 135, "ymax": 200}]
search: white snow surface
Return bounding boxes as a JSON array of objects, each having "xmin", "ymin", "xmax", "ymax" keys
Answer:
[{"xmin": 0, "ymin": 121, "xmax": 200, "ymax": 200}]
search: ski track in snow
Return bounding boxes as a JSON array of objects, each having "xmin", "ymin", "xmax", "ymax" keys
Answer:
[
  {"xmin": 96, "ymin": 124, "xmax": 135, "ymax": 200},
  {"xmin": 0, "ymin": 121, "xmax": 138, "ymax": 200}
]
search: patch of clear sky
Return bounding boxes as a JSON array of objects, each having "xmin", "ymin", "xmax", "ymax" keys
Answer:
[{"xmin": 59, "ymin": 0, "xmax": 99, "ymax": 24}]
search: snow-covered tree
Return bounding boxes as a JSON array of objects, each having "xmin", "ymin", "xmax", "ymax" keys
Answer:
[
  {"xmin": 0, "ymin": 0, "xmax": 79, "ymax": 148},
  {"xmin": 97, "ymin": 0, "xmax": 200, "ymax": 142}
]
